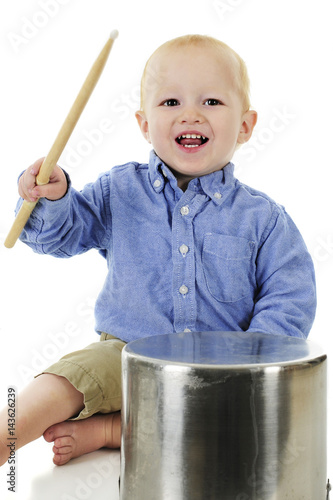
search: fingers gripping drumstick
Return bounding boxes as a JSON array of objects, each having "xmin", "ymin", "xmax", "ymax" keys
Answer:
[{"xmin": 4, "ymin": 30, "xmax": 119, "ymax": 249}]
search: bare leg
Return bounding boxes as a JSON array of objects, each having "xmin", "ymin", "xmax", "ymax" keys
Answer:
[
  {"xmin": 0, "ymin": 374, "xmax": 84, "ymax": 467},
  {"xmin": 44, "ymin": 411, "xmax": 121, "ymax": 466}
]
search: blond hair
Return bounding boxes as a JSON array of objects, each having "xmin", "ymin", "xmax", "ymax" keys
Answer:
[{"xmin": 140, "ymin": 34, "xmax": 251, "ymax": 113}]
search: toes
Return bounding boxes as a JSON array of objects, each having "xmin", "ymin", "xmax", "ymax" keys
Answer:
[
  {"xmin": 54, "ymin": 436, "xmax": 74, "ymax": 448},
  {"xmin": 52, "ymin": 446, "xmax": 73, "ymax": 455},
  {"xmin": 43, "ymin": 427, "xmax": 55, "ymax": 442},
  {"xmin": 43, "ymin": 423, "xmax": 73, "ymax": 443},
  {"xmin": 53, "ymin": 452, "xmax": 72, "ymax": 466},
  {"xmin": 52, "ymin": 437, "xmax": 75, "ymax": 466}
]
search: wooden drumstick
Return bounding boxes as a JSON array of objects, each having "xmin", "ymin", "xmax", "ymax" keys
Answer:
[{"xmin": 4, "ymin": 30, "xmax": 119, "ymax": 249}]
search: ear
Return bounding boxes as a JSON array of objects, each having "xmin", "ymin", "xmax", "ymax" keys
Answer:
[
  {"xmin": 135, "ymin": 110, "xmax": 151, "ymax": 143},
  {"xmin": 237, "ymin": 110, "xmax": 257, "ymax": 145}
]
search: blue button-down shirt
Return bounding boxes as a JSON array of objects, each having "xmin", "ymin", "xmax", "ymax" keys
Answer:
[{"xmin": 19, "ymin": 151, "xmax": 316, "ymax": 341}]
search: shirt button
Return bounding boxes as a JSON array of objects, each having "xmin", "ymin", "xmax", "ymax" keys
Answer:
[
  {"xmin": 153, "ymin": 179, "xmax": 161, "ymax": 188},
  {"xmin": 179, "ymin": 244, "xmax": 189, "ymax": 256},
  {"xmin": 179, "ymin": 285, "xmax": 189, "ymax": 295},
  {"xmin": 180, "ymin": 206, "xmax": 189, "ymax": 216},
  {"xmin": 214, "ymin": 192, "xmax": 222, "ymax": 199}
]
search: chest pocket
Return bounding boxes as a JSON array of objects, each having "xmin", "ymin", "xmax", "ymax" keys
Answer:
[{"xmin": 202, "ymin": 233, "xmax": 256, "ymax": 303}]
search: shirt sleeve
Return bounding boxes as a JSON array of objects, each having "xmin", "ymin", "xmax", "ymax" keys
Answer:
[
  {"xmin": 18, "ymin": 171, "xmax": 112, "ymax": 257},
  {"xmin": 246, "ymin": 206, "xmax": 316, "ymax": 339}
]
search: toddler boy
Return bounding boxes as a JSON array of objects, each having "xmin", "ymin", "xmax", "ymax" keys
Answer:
[{"xmin": 0, "ymin": 34, "xmax": 316, "ymax": 466}]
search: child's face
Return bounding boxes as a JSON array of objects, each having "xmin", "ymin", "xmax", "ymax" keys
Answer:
[{"xmin": 136, "ymin": 45, "xmax": 257, "ymax": 189}]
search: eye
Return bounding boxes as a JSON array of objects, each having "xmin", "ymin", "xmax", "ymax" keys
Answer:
[
  {"xmin": 162, "ymin": 98, "xmax": 180, "ymax": 107},
  {"xmin": 204, "ymin": 98, "xmax": 223, "ymax": 106}
]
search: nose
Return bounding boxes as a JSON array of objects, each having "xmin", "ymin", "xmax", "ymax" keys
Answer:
[{"xmin": 178, "ymin": 104, "xmax": 204, "ymax": 124}]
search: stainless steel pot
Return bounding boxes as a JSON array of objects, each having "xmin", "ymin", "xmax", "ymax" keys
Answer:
[{"xmin": 120, "ymin": 331, "xmax": 327, "ymax": 499}]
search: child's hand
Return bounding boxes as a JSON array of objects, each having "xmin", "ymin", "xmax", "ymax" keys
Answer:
[{"xmin": 18, "ymin": 158, "xmax": 68, "ymax": 202}]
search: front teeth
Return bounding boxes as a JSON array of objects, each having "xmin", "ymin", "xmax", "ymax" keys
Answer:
[
  {"xmin": 177, "ymin": 134, "xmax": 207, "ymax": 148},
  {"xmin": 178, "ymin": 134, "xmax": 206, "ymax": 139}
]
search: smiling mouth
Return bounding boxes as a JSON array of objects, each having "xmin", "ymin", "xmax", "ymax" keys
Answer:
[{"xmin": 176, "ymin": 134, "xmax": 209, "ymax": 148}]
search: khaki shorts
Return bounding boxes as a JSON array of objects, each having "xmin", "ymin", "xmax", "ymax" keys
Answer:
[{"xmin": 39, "ymin": 333, "xmax": 126, "ymax": 420}]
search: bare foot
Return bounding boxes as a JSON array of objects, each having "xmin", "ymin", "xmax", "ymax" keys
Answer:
[{"xmin": 43, "ymin": 412, "xmax": 121, "ymax": 466}]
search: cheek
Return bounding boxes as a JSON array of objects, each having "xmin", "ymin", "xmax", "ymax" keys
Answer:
[
  {"xmin": 148, "ymin": 119, "xmax": 169, "ymax": 148},
  {"xmin": 220, "ymin": 121, "xmax": 242, "ymax": 143}
]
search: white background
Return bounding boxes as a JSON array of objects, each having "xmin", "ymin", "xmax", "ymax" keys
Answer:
[{"xmin": 0, "ymin": 0, "xmax": 332, "ymax": 498}]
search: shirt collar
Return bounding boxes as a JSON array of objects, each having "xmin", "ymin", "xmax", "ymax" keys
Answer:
[
  {"xmin": 148, "ymin": 150, "xmax": 169, "ymax": 193},
  {"xmin": 148, "ymin": 150, "xmax": 236, "ymax": 203},
  {"xmin": 195, "ymin": 165, "xmax": 235, "ymax": 205}
]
